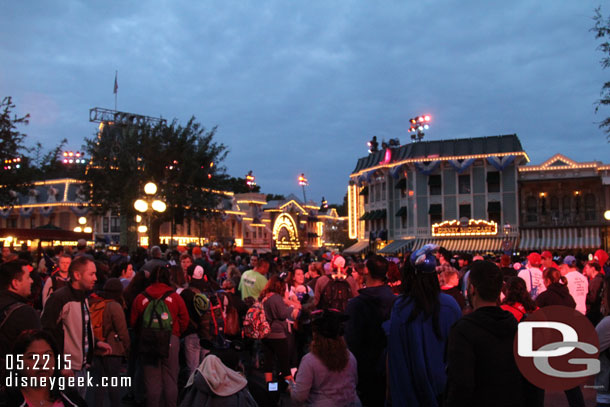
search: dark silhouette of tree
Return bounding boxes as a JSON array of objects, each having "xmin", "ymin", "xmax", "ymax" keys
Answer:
[
  {"xmin": 593, "ymin": 7, "xmax": 610, "ymax": 140},
  {"xmin": 0, "ymin": 96, "xmax": 34, "ymax": 206}
]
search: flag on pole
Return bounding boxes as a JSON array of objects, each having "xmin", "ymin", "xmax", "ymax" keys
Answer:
[{"xmin": 113, "ymin": 71, "xmax": 118, "ymax": 94}]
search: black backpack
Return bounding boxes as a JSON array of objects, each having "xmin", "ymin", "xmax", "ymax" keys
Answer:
[
  {"xmin": 320, "ymin": 278, "xmax": 352, "ymax": 312},
  {"xmin": 138, "ymin": 291, "xmax": 174, "ymax": 360}
]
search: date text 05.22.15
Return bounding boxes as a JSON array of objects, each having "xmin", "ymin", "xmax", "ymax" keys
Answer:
[{"xmin": 5, "ymin": 354, "xmax": 72, "ymax": 371}]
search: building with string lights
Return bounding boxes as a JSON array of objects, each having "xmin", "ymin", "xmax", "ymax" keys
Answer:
[
  {"xmin": 345, "ymin": 135, "xmax": 527, "ymax": 257},
  {"xmin": 518, "ymin": 154, "xmax": 610, "ymax": 254}
]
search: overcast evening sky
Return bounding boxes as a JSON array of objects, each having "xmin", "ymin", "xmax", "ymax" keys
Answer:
[{"xmin": 1, "ymin": 1, "xmax": 608, "ymax": 204}]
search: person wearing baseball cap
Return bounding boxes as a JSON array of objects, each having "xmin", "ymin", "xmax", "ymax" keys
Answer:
[
  {"xmin": 594, "ymin": 249, "xmax": 609, "ymax": 275},
  {"xmin": 540, "ymin": 251, "xmax": 558, "ymax": 271},
  {"xmin": 517, "ymin": 252, "xmax": 546, "ymax": 299},
  {"xmin": 560, "ymin": 255, "xmax": 588, "ymax": 315},
  {"xmin": 385, "ymin": 244, "xmax": 462, "ymax": 406}
]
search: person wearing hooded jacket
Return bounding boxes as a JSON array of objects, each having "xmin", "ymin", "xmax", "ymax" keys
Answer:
[
  {"xmin": 446, "ymin": 260, "xmax": 532, "ymax": 407},
  {"xmin": 345, "ymin": 255, "xmax": 396, "ymax": 407},
  {"xmin": 131, "ymin": 265, "xmax": 189, "ymax": 407}
]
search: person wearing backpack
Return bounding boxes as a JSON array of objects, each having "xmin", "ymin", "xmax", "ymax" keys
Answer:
[
  {"xmin": 260, "ymin": 274, "xmax": 301, "ymax": 387},
  {"xmin": 131, "ymin": 265, "xmax": 189, "ymax": 407},
  {"xmin": 314, "ymin": 255, "xmax": 358, "ymax": 311},
  {"xmin": 90, "ymin": 278, "xmax": 130, "ymax": 407},
  {"xmin": 180, "ymin": 264, "xmax": 221, "ymax": 377},
  {"xmin": 345, "ymin": 255, "xmax": 396, "ymax": 407}
]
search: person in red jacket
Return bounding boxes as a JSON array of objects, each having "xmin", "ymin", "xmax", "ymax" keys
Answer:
[{"xmin": 131, "ymin": 265, "xmax": 189, "ymax": 407}]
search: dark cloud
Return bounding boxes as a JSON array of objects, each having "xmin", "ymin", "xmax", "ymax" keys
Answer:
[{"xmin": 1, "ymin": 1, "xmax": 607, "ymax": 203}]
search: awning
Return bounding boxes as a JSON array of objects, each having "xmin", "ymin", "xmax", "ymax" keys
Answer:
[
  {"xmin": 488, "ymin": 202, "xmax": 501, "ymax": 212},
  {"xmin": 429, "ymin": 204, "xmax": 442, "ymax": 215},
  {"xmin": 343, "ymin": 240, "xmax": 370, "ymax": 255},
  {"xmin": 412, "ymin": 236, "xmax": 518, "ymax": 253},
  {"xmin": 519, "ymin": 228, "xmax": 601, "ymax": 251},
  {"xmin": 378, "ymin": 238, "xmax": 415, "ymax": 254},
  {"xmin": 359, "ymin": 186, "xmax": 369, "ymax": 196},
  {"xmin": 395, "ymin": 207, "xmax": 407, "ymax": 217},
  {"xmin": 360, "ymin": 212, "xmax": 371, "ymax": 221}
]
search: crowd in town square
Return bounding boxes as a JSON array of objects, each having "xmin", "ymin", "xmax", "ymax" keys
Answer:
[{"xmin": 4, "ymin": 239, "xmax": 610, "ymax": 406}]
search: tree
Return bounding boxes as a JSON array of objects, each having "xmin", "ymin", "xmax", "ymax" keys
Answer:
[
  {"xmin": 265, "ymin": 193, "xmax": 286, "ymax": 202},
  {"xmin": 83, "ymin": 117, "xmax": 228, "ymax": 249},
  {"xmin": 593, "ymin": 7, "xmax": 610, "ymax": 140},
  {"xmin": 0, "ymin": 96, "xmax": 33, "ymax": 206}
]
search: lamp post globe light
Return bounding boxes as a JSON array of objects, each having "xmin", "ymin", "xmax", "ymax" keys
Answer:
[
  {"xmin": 134, "ymin": 182, "xmax": 166, "ymax": 247},
  {"xmin": 605, "ymin": 210, "xmax": 610, "ymax": 221}
]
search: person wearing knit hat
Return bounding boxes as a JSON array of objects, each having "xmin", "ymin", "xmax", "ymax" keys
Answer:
[
  {"xmin": 313, "ymin": 255, "xmax": 359, "ymax": 310},
  {"xmin": 385, "ymin": 244, "xmax": 462, "ymax": 407},
  {"xmin": 290, "ymin": 309, "xmax": 361, "ymax": 406}
]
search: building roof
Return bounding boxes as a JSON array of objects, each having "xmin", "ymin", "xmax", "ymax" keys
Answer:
[{"xmin": 352, "ymin": 134, "xmax": 525, "ymax": 174}]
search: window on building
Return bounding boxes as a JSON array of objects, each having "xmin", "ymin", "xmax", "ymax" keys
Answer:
[
  {"xmin": 575, "ymin": 195, "xmax": 582, "ymax": 214},
  {"xmin": 562, "ymin": 196, "xmax": 571, "ymax": 218},
  {"xmin": 429, "ymin": 175, "xmax": 442, "ymax": 196},
  {"xmin": 375, "ymin": 183, "xmax": 381, "ymax": 202},
  {"xmin": 7, "ymin": 217, "xmax": 17, "ymax": 228},
  {"xmin": 487, "ymin": 172, "xmax": 500, "ymax": 193},
  {"xmin": 429, "ymin": 204, "xmax": 442, "ymax": 224},
  {"xmin": 526, "ymin": 196, "xmax": 537, "ymax": 222},
  {"xmin": 381, "ymin": 182, "xmax": 386, "ymax": 201},
  {"xmin": 30, "ymin": 217, "xmax": 36, "ymax": 229},
  {"xmin": 103, "ymin": 217, "xmax": 109, "ymax": 233},
  {"xmin": 459, "ymin": 204, "xmax": 471, "ymax": 220},
  {"xmin": 187, "ymin": 220, "xmax": 192, "ymax": 235},
  {"xmin": 48, "ymin": 214, "xmax": 56, "ymax": 227},
  {"xmin": 458, "ymin": 174, "xmax": 471, "ymax": 194},
  {"xmin": 585, "ymin": 193, "xmax": 596, "ymax": 221},
  {"xmin": 488, "ymin": 201, "xmax": 501, "ymax": 224},
  {"xmin": 110, "ymin": 217, "xmax": 120, "ymax": 233}
]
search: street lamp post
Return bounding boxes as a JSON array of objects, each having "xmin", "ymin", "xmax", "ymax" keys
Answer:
[{"xmin": 134, "ymin": 182, "xmax": 166, "ymax": 247}]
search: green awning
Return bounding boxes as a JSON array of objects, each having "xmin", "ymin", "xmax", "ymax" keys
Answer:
[
  {"xmin": 359, "ymin": 186, "xmax": 369, "ymax": 196},
  {"xmin": 395, "ymin": 207, "xmax": 407, "ymax": 217},
  {"xmin": 360, "ymin": 212, "xmax": 370, "ymax": 220}
]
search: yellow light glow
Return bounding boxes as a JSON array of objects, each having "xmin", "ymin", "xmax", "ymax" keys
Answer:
[
  {"xmin": 138, "ymin": 225, "xmax": 148, "ymax": 233},
  {"xmin": 78, "ymin": 217, "xmax": 87, "ymax": 225},
  {"xmin": 348, "ymin": 184, "xmax": 358, "ymax": 239},
  {"xmin": 273, "ymin": 213, "xmax": 300, "ymax": 250},
  {"xmin": 83, "ymin": 226, "xmax": 92, "ymax": 234},
  {"xmin": 74, "ymin": 227, "xmax": 83, "ymax": 233},
  {"xmin": 539, "ymin": 192, "xmax": 546, "ymax": 198},
  {"xmin": 234, "ymin": 238, "xmax": 243, "ymax": 247},
  {"xmin": 236, "ymin": 200, "xmax": 268, "ymax": 205},
  {"xmin": 134, "ymin": 199, "xmax": 148, "ymax": 212},
  {"xmin": 136, "ymin": 215, "xmax": 142, "ymax": 223},
  {"xmin": 152, "ymin": 200, "xmax": 166, "ymax": 212},
  {"xmin": 431, "ymin": 219, "xmax": 498, "ymax": 237},
  {"xmin": 144, "ymin": 182, "xmax": 158, "ymax": 195},
  {"xmin": 605, "ymin": 211, "xmax": 610, "ymax": 221}
]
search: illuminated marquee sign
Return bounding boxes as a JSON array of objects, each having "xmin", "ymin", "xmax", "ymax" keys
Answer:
[
  {"xmin": 432, "ymin": 219, "xmax": 498, "ymax": 237},
  {"xmin": 273, "ymin": 213, "xmax": 300, "ymax": 250}
]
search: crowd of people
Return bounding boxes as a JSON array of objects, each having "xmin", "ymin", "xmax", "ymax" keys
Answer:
[{"xmin": 1, "ymin": 239, "xmax": 610, "ymax": 406}]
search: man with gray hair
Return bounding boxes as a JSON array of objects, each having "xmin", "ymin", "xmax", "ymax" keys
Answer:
[{"xmin": 140, "ymin": 246, "xmax": 168, "ymax": 275}]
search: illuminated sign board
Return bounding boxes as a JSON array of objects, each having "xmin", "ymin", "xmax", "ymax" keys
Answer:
[
  {"xmin": 273, "ymin": 213, "xmax": 300, "ymax": 250},
  {"xmin": 432, "ymin": 219, "xmax": 498, "ymax": 237}
]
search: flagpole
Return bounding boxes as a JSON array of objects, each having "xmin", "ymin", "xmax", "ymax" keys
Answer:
[{"xmin": 114, "ymin": 70, "xmax": 118, "ymax": 110}]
